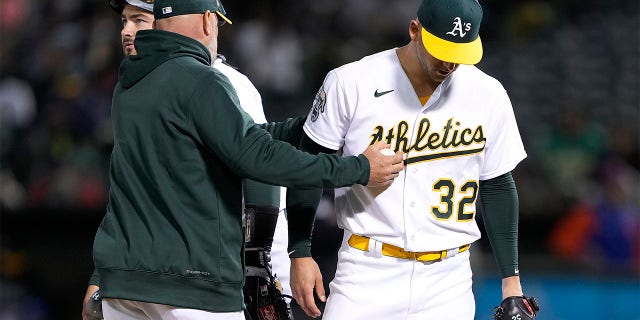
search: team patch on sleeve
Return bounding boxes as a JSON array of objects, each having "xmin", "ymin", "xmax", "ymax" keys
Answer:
[{"xmin": 310, "ymin": 85, "xmax": 326, "ymax": 122}]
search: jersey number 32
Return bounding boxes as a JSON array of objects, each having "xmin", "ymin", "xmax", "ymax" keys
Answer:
[{"xmin": 431, "ymin": 179, "xmax": 478, "ymax": 221}]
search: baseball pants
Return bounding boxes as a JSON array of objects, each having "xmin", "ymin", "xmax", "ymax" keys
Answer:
[
  {"xmin": 102, "ymin": 298, "xmax": 245, "ymax": 320},
  {"xmin": 322, "ymin": 231, "xmax": 475, "ymax": 320}
]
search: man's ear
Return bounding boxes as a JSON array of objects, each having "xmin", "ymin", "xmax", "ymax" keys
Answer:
[
  {"xmin": 409, "ymin": 19, "xmax": 421, "ymax": 41},
  {"xmin": 203, "ymin": 10, "xmax": 213, "ymax": 36}
]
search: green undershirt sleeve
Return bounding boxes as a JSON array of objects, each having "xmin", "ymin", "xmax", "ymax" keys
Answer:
[
  {"xmin": 479, "ymin": 172, "xmax": 520, "ymax": 278},
  {"xmin": 257, "ymin": 116, "xmax": 306, "ymax": 146},
  {"xmin": 286, "ymin": 134, "xmax": 337, "ymax": 258},
  {"xmin": 243, "ymin": 179, "xmax": 280, "ymax": 209}
]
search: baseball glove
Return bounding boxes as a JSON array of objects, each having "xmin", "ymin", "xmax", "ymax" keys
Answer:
[
  {"xmin": 492, "ymin": 295, "xmax": 540, "ymax": 320},
  {"xmin": 243, "ymin": 250, "xmax": 295, "ymax": 320}
]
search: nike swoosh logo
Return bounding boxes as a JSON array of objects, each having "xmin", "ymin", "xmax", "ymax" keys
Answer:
[{"xmin": 374, "ymin": 89, "xmax": 394, "ymax": 97}]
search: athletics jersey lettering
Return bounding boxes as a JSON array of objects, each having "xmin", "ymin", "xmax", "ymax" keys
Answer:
[{"xmin": 369, "ymin": 118, "xmax": 486, "ymax": 164}]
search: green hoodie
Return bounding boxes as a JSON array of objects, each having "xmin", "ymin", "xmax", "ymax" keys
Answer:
[{"xmin": 93, "ymin": 30, "xmax": 370, "ymax": 312}]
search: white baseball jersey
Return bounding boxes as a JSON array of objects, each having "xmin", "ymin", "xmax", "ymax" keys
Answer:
[
  {"xmin": 304, "ymin": 48, "xmax": 526, "ymax": 252},
  {"xmin": 213, "ymin": 58, "xmax": 291, "ymax": 295},
  {"xmin": 213, "ymin": 58, "xmax": 267, "ymax": 123}
]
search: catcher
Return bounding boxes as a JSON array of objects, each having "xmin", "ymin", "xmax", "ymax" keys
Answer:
[{"xmin": 242, "ymin": 204, "xmax": 295, "ymax": 320}]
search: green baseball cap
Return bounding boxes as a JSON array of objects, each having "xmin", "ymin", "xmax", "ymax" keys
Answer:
[
  {"xmin": 153, "ymin": 0, "xmax": 232, "ymax": 25},
  {"xmin": 109, "ymin": 0, "xmax": 154, "ymax": 14},
  {"xmin": 418, "ymin": 0, "xmax": 483, "ymax": 65}
]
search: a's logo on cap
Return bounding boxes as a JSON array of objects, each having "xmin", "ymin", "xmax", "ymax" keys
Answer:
[
  {"xmin": 162, "ymin": 6, "xmax": 172, "ymax": 14},
  {"xmin": 445, "ymin": 17, "xmax": 472, "ymax": 38}
]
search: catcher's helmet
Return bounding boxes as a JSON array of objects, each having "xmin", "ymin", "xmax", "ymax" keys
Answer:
[{"xmin": 109, "ymin": 0, "xmax": 154, "ymax": 14}]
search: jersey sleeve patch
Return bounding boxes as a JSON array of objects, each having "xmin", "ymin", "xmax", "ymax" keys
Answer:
[{"xmin": 310, "ymin": 85, "xmax": 326, "ymax": 122}]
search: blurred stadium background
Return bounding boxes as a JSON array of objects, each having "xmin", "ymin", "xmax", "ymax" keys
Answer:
[{"xmin": 0, "ymin": 0, "xmax": 638, "ymax": 319}]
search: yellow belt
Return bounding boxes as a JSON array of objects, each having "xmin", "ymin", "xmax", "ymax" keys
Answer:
[{"xmin": 348, "ymin": 234, "xmax": 470, "ymax": 262}]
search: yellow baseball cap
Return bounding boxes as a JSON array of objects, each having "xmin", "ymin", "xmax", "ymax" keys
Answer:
[{"xmin": 418, "ymin": 0, "xmax": 483, "ymax": 65}]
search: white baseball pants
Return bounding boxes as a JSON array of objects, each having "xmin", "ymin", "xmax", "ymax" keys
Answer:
[
  {"xmin": 270, "ymin": 209, "xmax": 291, "ymax": 295},
  {"xmin": 322, "ymin": 231, "xmax": 475, "ymax": 320},
  {"xmin": 102, "ymin": 299, "xmax": 245, "ymax": 320}
]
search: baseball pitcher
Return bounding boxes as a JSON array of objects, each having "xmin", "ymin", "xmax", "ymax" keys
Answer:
[{"xmin": 287, "ymin": 0, "xmax": 539, "ymax": 319}]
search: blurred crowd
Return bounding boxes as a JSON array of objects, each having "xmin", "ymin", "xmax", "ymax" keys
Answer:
[{"xmin": 1, "ymin": 0, "xmax": 638, "ymax": 277}]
